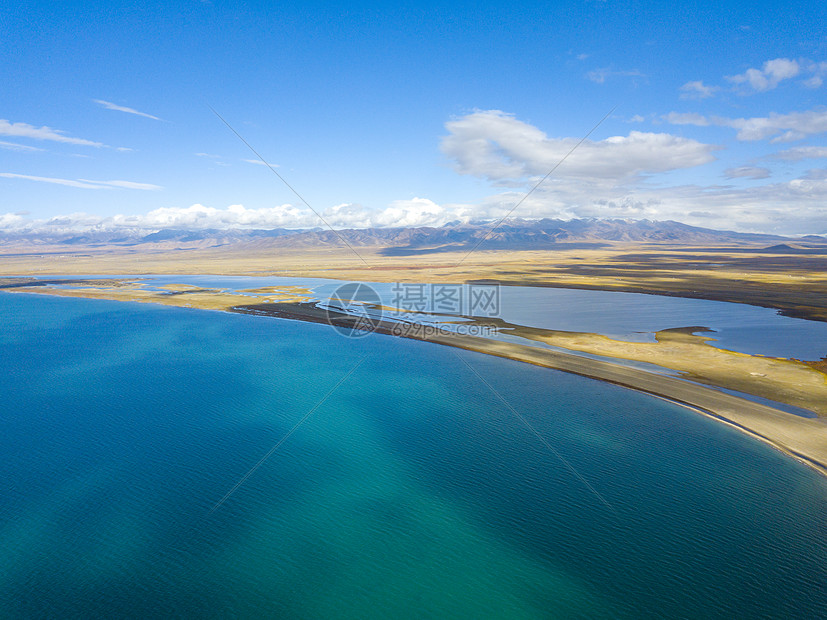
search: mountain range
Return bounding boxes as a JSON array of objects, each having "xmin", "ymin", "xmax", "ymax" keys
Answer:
[{"xmin": 1, "ymin": 219, "xmax": 825, "ymax": 253}]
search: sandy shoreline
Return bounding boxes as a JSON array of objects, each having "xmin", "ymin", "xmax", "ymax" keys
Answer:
[
  {"xmin": 3, "ymin": 279, "xmax": 827, "ymax": 479},
  {"xmin": 442, "ymin": 334, "xmax": 827, "ymax": 477},
  {"xmin": 233, "ymin": 302, "xmax": 827, "ymax": 478}
]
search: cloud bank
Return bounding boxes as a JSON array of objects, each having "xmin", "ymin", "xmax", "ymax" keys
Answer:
[
  {"xmin": 773, "ymin": 146, "xmax": 827, "ymax": 161},
  {"xmin": 2, "ymin": 169, "xmax": 826, "ymax": 237},
  {"xmin": 435, "ymin": 110, "xmax": 826, "ymax": 234},
  {"xmin": 677, "ymin": 58, "xmax": 826, "ymax": 101},
  {"xmin": 0, "ymin": 198, "xmax": 466, "ymax": 235},
  {"xmin": 441, "ymin": 110, "xmax": 718, "ymax": 183},
  {"xmin": 665, "ymin": 107, "xmax": 827, "ymax": 142},
  {"xmin": 3, "ymin": 110, "xmax": 826, "ymax": 236}
]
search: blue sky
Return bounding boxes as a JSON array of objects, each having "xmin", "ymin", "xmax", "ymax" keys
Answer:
[{"xmin": 1, "ymin": 0, "xmax": 826, "ymax": 234}]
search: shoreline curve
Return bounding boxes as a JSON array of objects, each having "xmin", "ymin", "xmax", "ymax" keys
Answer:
[
  {"xmin": 232, "ymin": 302, "xmax": 827, "ymax": 479},
  {"xmin": 3, "ymin": 283, "xmax": 826, "ymax": 480}
]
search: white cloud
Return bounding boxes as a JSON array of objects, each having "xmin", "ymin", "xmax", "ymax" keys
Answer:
[
  {"xmin": 139, "ymin": 204, "xmax": 272, "ymax": 228},
  {"xmin": 664, "ymin": 107, "xmax": 827, "ymax": 142},
  {"xmin": 724, "ymin": 166, "xmax": 770, "ymax": 179},
  {"xmin": 434, "ymin": 111, "xmax": 825, "ymax": 233},
  {"xmin": 4, "ymin": 106, "xmax": 827, "ymax": 237},
  {"xmin": 773, "ymin": 146, "xmax": 827, "ymax": 160},
  {"xmin": 77, "ymin": 179, "xmax": 162, "ymax": 190},
  {"xmin": 0, "ymin": 199, "xmax": 474, "ymax": 234},
  {"xmin": 372, "ymin": 198, "xmax": 455, "ymax": 227},
  {"xmin": 154, "ymin": 201, "xmax": 452, "ymax": 230},
  {"xmin": 664, "ymin": 112, "xmax": 711, "ymax": 126},
  {"xmin": 242, "ymin": 158, "xmax": 279, "ymax": 167},
  {"xmin": 0, "ymin": 173, "xmax": 161, "ymax": 190},
  {"xmin": 727, "ymin": 58, "xmax": 800, "ymax": 93},
  {"xmin": 675, "ymin": 59, "xmax": 824, "ymax": 101},
  {"xmin": 467, "ymin": 172, "xmax": 827, "ymax": 234},
  {"xmin": 586, "ymin": 67, "xmax": 645, "ymax": 84},
  {"xmin": 5, "ymin": 175, "xmax": 825, "ymax": 236},
  {"xmin": 2, "ymin": 165, "xmax": 827, "ymax": 237},
  {"xmin": 801, "ymin": 60, "xmax": 827, "ymax": 89},
  {"xmin": 0, "ymin": 140, "xmax": 44, "ymax": 152},
  {"xmin": 726, "ymin": 109, "xmax": 827, "ymax": 142},
  {"xmin": 441, "ymin": 110, "xmax": 717, "ymax": 183},
  {"xmin": 802, "ymin": 168, "xmax": 827, "ymax": 180},
  {"xmin": 0, "ymin": 173, "xmax": 107, "ymax": 189},
  {"xmin": 0, "ymin": 212, "xmax": 29, "ymax": 229},
  {"xmin": 679, "ymin": 80, "xmax": 718, "ymax": 100},
  {"xmin": 125, "ymin": 203, "xmax": 371, "ymax": 230},
  {"xmin": 0, "ymin": 119, "xmax": 104, "ymax": 147},
  {"xmin": 93, "ymin": 99, "xmax": 162, "ymax": 121}
]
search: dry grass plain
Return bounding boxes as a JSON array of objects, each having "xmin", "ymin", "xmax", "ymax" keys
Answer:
[
  {"xmin": 3, "ymin": 239, "xmax": 827, "ymax": 474},
  {"xmin": 2, "ymin": 240, "xmax": 826, "ymax": 320}
]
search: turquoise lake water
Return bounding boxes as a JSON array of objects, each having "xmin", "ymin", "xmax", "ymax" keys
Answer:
[{"xmin": 1, "ymin": 292, "xmax": 826, "ymax": 618}]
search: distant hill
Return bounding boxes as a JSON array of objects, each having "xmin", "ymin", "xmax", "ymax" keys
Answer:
[
  {"xmin": 745, "ymin": 243, "xmax": 827, "ymax": 255},
  {"xmin": 2, "ymin": 219, "xmax": 825, "ymax": 253}
]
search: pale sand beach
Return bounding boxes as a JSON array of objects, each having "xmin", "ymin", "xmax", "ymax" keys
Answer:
[
  {"xmin": 235, "ymin": 300, "xmax": 827, "ymax": 478},
  {"xmin": 3, "ymin": 278, "xmax": 827, "ymax": 478},
  {"xmin": 482, "ymin": 321, "xmax": 827, "ymax": 416},
  {"xmin": 432, "ymin": 332, "xmax": 827, "ymax": 478}
]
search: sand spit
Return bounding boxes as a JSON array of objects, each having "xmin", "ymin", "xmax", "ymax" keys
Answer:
[
  {"xmin": 4, "ymin": 278, "xmax": 827, "ymax": 478},
  {"xmin": 233, "ymin": 301, "xmax": 827, "ymax": 478}
]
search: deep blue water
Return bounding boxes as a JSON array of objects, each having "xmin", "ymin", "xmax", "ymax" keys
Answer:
[{"xmin": 1, "ymin": 292, "xmax": 825, "ymax": 618}]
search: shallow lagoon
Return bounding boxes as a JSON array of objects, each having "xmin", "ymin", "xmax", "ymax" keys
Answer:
[
  {"xmin": 27, "ymin": 274, "xmax": 827, "ymax": 360},
  {"xmin": 1, "ymin": 292, "xmax": 825, "ymax": 618}
]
